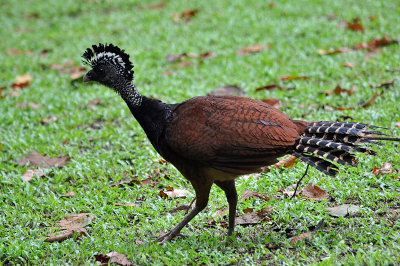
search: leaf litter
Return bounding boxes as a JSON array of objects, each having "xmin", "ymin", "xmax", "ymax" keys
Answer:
[
  {"xmin": 44, "ymin": 213, "xmax": 95, "ymax": 242},
  {"xmin": 95, "ymin": 251, "xmax": 131, "ymax": 266},
  {"xmin": 17, "ymin": 151, "xmax": 70, "ymax": 168}
]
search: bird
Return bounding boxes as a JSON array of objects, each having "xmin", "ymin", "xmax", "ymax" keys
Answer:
[{"xmin": 82, "ymin": 43, "xmax": 400, "ymax": 243}]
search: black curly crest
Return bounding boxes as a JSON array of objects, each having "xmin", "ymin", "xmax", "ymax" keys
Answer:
[{"xmin": 82, "ymin": 43, "xmax": 134, "ymax": 80}]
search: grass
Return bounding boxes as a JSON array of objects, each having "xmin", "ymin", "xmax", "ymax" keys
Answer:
[{"xmin": 1, "ymin": 0, "xmax": 400, "ymax": 264}]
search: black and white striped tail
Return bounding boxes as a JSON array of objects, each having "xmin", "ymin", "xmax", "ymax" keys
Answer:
[{"xmin": 292, "ymin": 121, "xmax": 400, "ymax": 176}]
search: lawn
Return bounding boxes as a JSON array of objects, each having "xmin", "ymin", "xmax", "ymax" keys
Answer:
[{"xmin": 1, "ymin": 0, "xmax": 400, "ymax": 264}]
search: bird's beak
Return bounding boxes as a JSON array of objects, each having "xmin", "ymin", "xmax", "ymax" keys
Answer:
[{"xmin": 83, "ymin": 70, "xmax": 92, "ymax": 83}]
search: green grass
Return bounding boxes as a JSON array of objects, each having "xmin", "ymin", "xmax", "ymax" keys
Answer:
[{"xmin": 1, "ymin": 0, "xmax": 400, "ymax": 264}]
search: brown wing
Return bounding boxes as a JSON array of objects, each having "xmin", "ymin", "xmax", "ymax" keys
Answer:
[{"xmin": 165, "ymin": 96, "xmax": 304, "ymax": 174}]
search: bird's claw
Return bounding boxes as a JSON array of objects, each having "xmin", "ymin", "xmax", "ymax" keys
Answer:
[{"xmin": 156, "ymin": 231, "xmax": 187, "ymax": 244}]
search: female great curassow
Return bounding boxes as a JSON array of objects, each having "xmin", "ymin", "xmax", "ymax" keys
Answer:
[{"xmin": 82, "ymin": 43, "xmax": 400, "ymax": 243}]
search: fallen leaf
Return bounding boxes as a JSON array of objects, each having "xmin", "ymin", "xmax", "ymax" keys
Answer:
[
  {"xmin": 12, "ymin": 73, "xmax": 32, "ymax": 89},
  {"xmin": 354, "ymin": 36, "xmax": 399, "ymax": 51},
  {"xmin": 60, "ymin": 191, "xmax": 75, "ymax": 198},
  {"xmin": 371, "ymin": 162, "xmax": 393, "ymax": 176},
  {"xmin": 6, "ymin": 48, "xmax": 24, "ymax": 56},
  {"xmin": 318, "ymin": 36, "xmax": 398, "ymax": 56},
  {"xmin": 169, "ymin": 204, "xmax": 193, "ymax": 214},
  {"xmin": 40, "ymin": 49, "xmax": 51, "ymax": 57},
  {"xmin": 108, "ymin": 177, "xmax": 140, "ymax": 188},
  {"xmin": 323, "ymin": 84, "xmax": 356, "ymax": 96},
  {"xmin": 361, "ymin": 91, "xmax": 381, "ymax": 108},
  {"xmin": 289, "ymin": 219, "xmax": 324, "ymax": 244},
  {"xmin": 342, "ymin": 62, "xmax": 355, "ymax": 68},
  {"xmin": 159, "ymin": 188, "xmax": 190, "ymax": 199},
  {"xmin": 241, "ymin": 190, "xmax": 270, "ymax": 202},
  {"xmin": 0, "ymin": 87, "xmax": 6, "ymax": 98},
  {"xmin": 87, "ymin": 98, "xmax": 101, "ymax": 109},
  {"xmin": 289, "ymin": 231, "xmax": 312, "ymax": 244},
  {"xmin": 317, "ymin": 47, "xmax": 350, "ymax": 55},
  {"xmin": 135, "ymin": 239, "xmax": 145, "ymax": 246},
  {"xmin": 207, "ymin": 85, "xmax": 246, "ymax": 97},
  {"xmin": 236, "ymin": 212, "xmax": 269, "ymax": 226},
  {"xmin": 172, "ymin": 9, "xmax": 199, "ymax": 22},
  {"xmin": 16, "ymin": 102, "xmax": 42, "ymax": 109},
  {"xmin": 255, "ymin": 84, "xmax": 292, "ymax": 92},
  {"xmin": 371, "ymin": 80, "xmax": 395, "ymax": 89},
  {"xmin": 114, "ymin": 202, "xmax": 136, "ymax": 207},
  {"xmin": 327, "ymin": 204, "xmax": 360, "ymax": 217},
  {"xmin": 70, "ymin": 67, "xmax": 86, "ymax": 80},
  {"xmin": 17, "ymin": 151, "xmax": 71, "ymax": 168},
  {"xmin": 41, "ymin": 116, "xmax": 58, "ymax": 124},
  {"xmin": 143, "ymin": 2, "xmax": 165, "ymax": 10},
  {"xmin": 268, "ymin": 2, "xmax": 275, "ymax": 8},
  {"xmin": 273, "ymin": 155, "xmax": 298, "ymax": 169},
  {"xmin": 57, "ymin": 213, "xmax": 95, "ymax": 229},
  {"xmin": 95, "ymin": 252, "xmax": 131, "ymax": 266},
  {"xmin": 22, "ymin": 169, "xmax": 45, "ymax": 182},
  {"xmin": 279, "ymin": 75, "xmax": 310, "ymax": 81},
  {"xmin": 301, "ymin": 183, "xmax": 329, "ymax": 200},
  {"xmin": 262, "ymin": 98, "xmax": 281, "ymax": 109},
  {"xmin": 345, "ymin": 18, "xmax": 364, "ymax": 32},
  {"xmin": 165, "ymin": 53, "xmax": 187, "ymax": 63},
  {"xmin": 199, "ymin": 52, "xmax": 217, "ymax": 60},
  {"xmin": 44, "ymin": 228, "xmax": 87, "ymax": 243},
  {"xmin": 236, "ymin": 44, "xmax": 270, "ymax": 55},
  {"xmin": 395, "ymin": 122, "xmax": 400, "ymax": 128}
]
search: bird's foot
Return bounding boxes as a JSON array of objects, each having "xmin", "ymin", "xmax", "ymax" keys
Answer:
[{"xmin": 156, "ymin": 231, "xmax": 187, "ymax": 244}]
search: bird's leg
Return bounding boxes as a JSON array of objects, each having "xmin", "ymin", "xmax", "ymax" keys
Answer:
[
  {"xmin": 215, "ymin": 180, "xmax": 237, "ymax": 236},
  {"xmin": 157, "ymin": 178, "xmax": 213, "ymax": 243}
]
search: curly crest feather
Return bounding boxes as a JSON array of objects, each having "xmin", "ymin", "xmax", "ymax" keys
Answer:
[{"xmin": 82, "ymin": 43, "xmax": 134, "ymax": 80}]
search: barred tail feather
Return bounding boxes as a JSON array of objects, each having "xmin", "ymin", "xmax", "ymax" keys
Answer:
[{"xmin": 293, "ymin": 121, "xmax": 399, "ymax": 176}]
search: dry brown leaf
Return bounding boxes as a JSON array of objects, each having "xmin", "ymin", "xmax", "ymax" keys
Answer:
[
  {"xmin": 345, "ymin": 18, "xmax": 364, "ymax": 32},
  {"xmin": 95, "ymin": 252, "xmax": 132, "ymax": 266},
  {"xmin": 327, "ymin": 204, "xmax": 360, "ymax": 217},
  {"xmin": 268, "ymin": 2, "xmax": 275, "ymax": 8},
  {"xmin": 236, "ymin": 212, "xmax": 269, "ymax": 226},
  {"xmin": 41, "ymin": 116, "xmax": 58, "ymax": 124},
  {"xmin": 361, "ymin": 91, "xmax": 381, "ymax": 108},
  {"xmin": 324, "ymin": 84, "xmax": 356, "ymax": 96},
  {"xmin": 289, "ymin": 231, "xmax": 312, "ymax": 244},
  {"xmin": 159, "ymin": 188, "xmax": 190, "ymax": 199},
  {"xmin": 371, "ymin": 80, "xmax": 395, "ymax": 89},
  {"xmin": 22, "ymin": 169, "xmax": 45, "ymax": 182},
  {"xmin": 7, "ymin": 48, "xmax": 24, "ymax": 56},
  {"xmin": 317, "ymin": 47, "xmax": 350, "ymax": 55},
  {"xmin": 169, "ymin": 204, "xmax": 193, "ymax": 215},
  {"xmin": 208, "ymin": 85, "xmax": 246, "ymax": 97},
  {"xmin": 87, "ymin": 98, "xmax": 101, "ymax": 109},
  {"xmin": 172, "ymin": 9, "xmax": 199, "ymax": 22},
  {"xmin": 60, "ymin": 191, "xmax": 75, "ymax": 198},
  {"xmin": 302, "ymin": 183, "xmax": 329, "ymax": 200},
  {"xmin": 44, "ymin": 228, "xmax": 87, "ymax": 243},
  {"xmin": 342, "ymin": 62, "xmax": 355, "ymax": 68},
  {"xmin": 57, "ymin": 213, "xmax": 95, "ymax": 229},
  {"xmin": 199, "ymin": 52, "xmax": 217, "ymax": 60},
  {"xmin": 114, "ymin": 202, "xmax": 136, "ymax": 207},
  {"xmin": 17, "ymin": 151, "xmax": 71, "ymax": 168},
  {"xmin": 371, "ymin": 162, "xmax": 393, "ymax": 176},
  {"xmin": 16, "ymin": 102, "xmax": 42, "ymax": 109},
  {"xmin": 279, "ymin": 75, "xmax": 310, "ymax": 81},
  {"xmin": 165, "ymin": 53, "xmax": 187, "ymax": 63},
  {"xmin": 354, "ymin": 36, "xmax": 399, "ymax": 51},
  {"xmin": 143, "ymin": 2, "xmax": 165, "ymax": 10},
  {"xmin": 12, "ymin": 73, "xmax": 32, "ymax": 89},
  {"xmin": 241, "ymin": 190, "xmax": 269, "ymax": 202},
  {"xmin": 255, "ymin": 84, "xmax": 292, "ymax": 92},
  {"xmin": 236, "ymin": 44, "xmax": 270, "ymax": 55},
  {"xmin": 274, "ymin": 155, "xmax": 298, "ymax": 169},
  {"xmin": 261, "ymin": 98, "xmax": 281, "ymax": 109}
]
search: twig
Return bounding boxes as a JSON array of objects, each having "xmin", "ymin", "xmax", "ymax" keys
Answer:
[{"xmin": 290, "ymin": 164, "xmax": 310, "ymax": 200}]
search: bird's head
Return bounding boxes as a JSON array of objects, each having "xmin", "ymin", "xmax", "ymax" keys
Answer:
[{"xmin": 82, "ymin": 43, "xmax": 134, "ymax": 90}]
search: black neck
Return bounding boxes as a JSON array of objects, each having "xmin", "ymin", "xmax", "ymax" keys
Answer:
[{"xmin": 125, "ymin": 95, "xmax": 172, "ymax": 153}]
